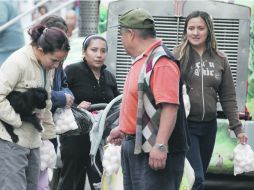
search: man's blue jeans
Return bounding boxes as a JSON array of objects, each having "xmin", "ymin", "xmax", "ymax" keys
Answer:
[
  {"xmin": 186, "ymin": 119, "xmax": 217, "ymax": 190},
  {"xmin": 121, "ymin": 137, "xmax": 185, "ymax": 190}
]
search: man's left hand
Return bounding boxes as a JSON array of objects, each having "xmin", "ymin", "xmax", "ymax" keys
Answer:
[{"xmin": 149, "ymin": 147, "xmax": 167, "ymax": 170}]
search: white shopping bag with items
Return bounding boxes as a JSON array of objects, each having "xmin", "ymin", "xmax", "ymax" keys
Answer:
[
  {"xmin": 40, "ymin": 140, "xmax": 56, "ymax": 171},
  {"xmin": 102, "ymin": 143, "xmax": 121, "ymax": 176},
  {"xmin": 183, "ymin": 84, "xmax": 190, "ymax": 117},
  {"xmin": 180, "ymin": 158, "xmax": 195, "ymax": 190},
  {"xmin": 53, "ymin": 108, "xmax": 78, "ymax": 134},
  {"xmin": 233, "ymin": 143, "xmax": 254, "ymax": 175}
]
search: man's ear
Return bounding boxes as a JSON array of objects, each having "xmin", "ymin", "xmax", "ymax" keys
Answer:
[{"xmin": 128, "ymin": 29, "xmax": 135, "ymax": 41}]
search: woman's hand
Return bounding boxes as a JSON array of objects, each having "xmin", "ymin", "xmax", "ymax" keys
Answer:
[
  {"xmin": 77, "ymin": 101, "xmax": 91, "ymax": 110},
  {"xmin": 237, "ymin": 132, "xmax": 248, "ymax": 145},
  {"xmin": 65, "ymin": 93, "xmax": 74, "ymax": 109}
]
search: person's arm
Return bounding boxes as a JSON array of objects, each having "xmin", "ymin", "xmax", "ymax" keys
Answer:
[
  {"xmin": 154, "ymin": 104, "xmax": 178, "ymax": 145},
  {"xmin": 60, "ymin": 67, "xmax": 74, "ymax": 108},
  {"xmin": 0, "ymin": 57, "xmax": 22, "ymax": 128},
  {"xmin": 51, "ymin": 67, "xmax": 73, "ymax": 111},
  {"xmin": 149, "ymin": 103, "xmax": 178, "ymax": 170},
  {"xmin": 218, "ymin": 57, "xmax": 247, "ymax": 144},
  {"xmin": 41, "ymin": 70, "xmax": 56, "ymax": 140},
  {"xmin": 148, "ymin": 57, "xmax": 180, "ymax": 170},
  {"xmin": 107, "ymin": 126, "xmax": 124, "ymax": 145},
  {"xmin": 111, "ymin": 72, "xmax": 120, "ymax": 97},
  {"xmin": 51, "ymin": 91, "xmax": 66, "ymax": 109}
]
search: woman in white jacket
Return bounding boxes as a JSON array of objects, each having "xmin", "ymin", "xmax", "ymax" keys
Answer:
[{"xmin": 0, "ymin": 24, "xmax": 70, "ymax": 190}]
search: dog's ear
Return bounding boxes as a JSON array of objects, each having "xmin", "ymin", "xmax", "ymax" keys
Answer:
[
  {"xmin": 7, "ymin": 91, "xmax": 28, "ymax": 113},
  {"xmin": 32, "ymin": 88, "xmax": 48, "ymax": 109}
]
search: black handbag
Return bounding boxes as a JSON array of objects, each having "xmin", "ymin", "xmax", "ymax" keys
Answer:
[{"xmin": 62, "ymin": 105, "xmax": 93, "ymax": 136}]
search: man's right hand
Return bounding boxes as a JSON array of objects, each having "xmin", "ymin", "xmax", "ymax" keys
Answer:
[{"xmin": 107, "ymin": 126, "xmax": 124, "ymax": 145}]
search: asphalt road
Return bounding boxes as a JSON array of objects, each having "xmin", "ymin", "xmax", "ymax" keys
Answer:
[
  {"xmin": 204, "ymin": 173, "xmax": 254, "ymax": 190},
  {"xmin": 49, "ymin": 168, "xmax": 92, "ymax": 190},
  {"xmin": 50, "ymin": 169, "xmax": 254, "ymax": 190}
]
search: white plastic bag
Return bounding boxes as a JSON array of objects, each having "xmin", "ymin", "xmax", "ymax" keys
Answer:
[
  {"xmin": 184, "ymin": 158, "xmax": 195, "ymax": 188},
  {"xmin": 179, "ymin": 158, "xmax": 195, "ymax": 190},
  {"xmin": 53, "ymin": 108, "xmax": 78, "ymax": 134},
  {"xmin": 233, "ymin": 143, "xmax": 254, "ymax": 175},
  {"xmin": 183, "ymin": 84, "xmax": 190, "ymax": 117},
  {"xmin": 102, "ymin": 143, "xmax": 121, "ymax": 176},
  {"xmin": 40, "ymin": 140, "xmax": 57, "ymax": 171}
]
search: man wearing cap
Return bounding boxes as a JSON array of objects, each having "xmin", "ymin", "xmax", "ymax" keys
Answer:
[{"xmin": 108, "ymin": 8, "xmax": 189, "ymax": 190}]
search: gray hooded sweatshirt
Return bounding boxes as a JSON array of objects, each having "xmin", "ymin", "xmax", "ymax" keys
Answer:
[{"xmin": 174, "ymin": 47, "xmax": 243, "ymax": 135}]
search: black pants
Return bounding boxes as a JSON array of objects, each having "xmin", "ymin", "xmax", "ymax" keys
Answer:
[
  {"xmin": 56, "ymin": 134, "xmax": 102, "ymax": 190},
  {"xmin": 186, "ymin": 119, "xmax": 217, "ymax": 190}
]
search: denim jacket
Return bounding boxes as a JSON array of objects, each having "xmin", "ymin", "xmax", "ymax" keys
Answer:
[{"xmin": 51, "ymin": 65, "xmax": 73, "ymax": 113}]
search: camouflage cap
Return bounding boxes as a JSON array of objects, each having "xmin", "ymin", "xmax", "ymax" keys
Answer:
[{"xmin": 119, "ymin": 8, "xmax": 154, "ymax": 29}]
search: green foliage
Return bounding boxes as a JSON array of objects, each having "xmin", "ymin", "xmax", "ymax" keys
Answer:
[
  {"xmin": 234, "ymin": 0, "xmax": 254, "ymax": 115},
  {"xmin": 248, "ymin": 19, "xmax": 254, "ymax": 113},
  {"xmin": 98, "ymin": 3, "xmax": 108, "ymax": 34},
  {"xmin": 98, "ymin": 0, "xmax": 116, "ymax": 34}
]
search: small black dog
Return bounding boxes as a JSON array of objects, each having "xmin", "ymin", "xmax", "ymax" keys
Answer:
[{"xmin": 2, "ymin": 87, "xmax": 48, "ymax": 143}]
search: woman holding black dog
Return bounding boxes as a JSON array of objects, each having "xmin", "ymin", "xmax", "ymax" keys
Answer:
[
  {"xmin": 57, "ymin": 34, "xmax": 120, "ymax": 190},
  {"xmin": 0, "ymin": 24, "xmax": 70, "ymax": 190}
]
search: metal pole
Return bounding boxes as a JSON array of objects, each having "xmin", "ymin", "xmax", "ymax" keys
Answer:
[
  {"xmin": 0, "ymin": 0, "xmax": 49, "ymax": 32},
  {"xmin": 78, "ymin": 0, "xmax": 99, "ymax": 37},
  {"xmin": 26, "ymin": 0, "xmax": 75, "ymax": 29}
]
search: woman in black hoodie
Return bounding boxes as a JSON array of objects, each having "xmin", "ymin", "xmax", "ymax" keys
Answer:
[{"xmin": 57, "ymin": 34, "xmax": 120, "ymax": 190}]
